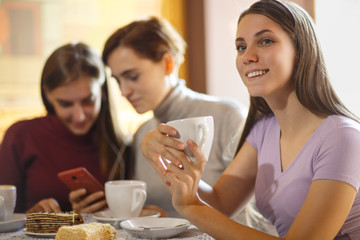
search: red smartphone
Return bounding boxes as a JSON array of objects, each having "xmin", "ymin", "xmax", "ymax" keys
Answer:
[{"xmin": 57, "ymin": 167, "xmax": 104, "ymax": 194}]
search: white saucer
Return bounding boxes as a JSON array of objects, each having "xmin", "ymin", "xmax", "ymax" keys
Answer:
[
  {"xmin": 120, "ymin": 217, "xmax": 190, "ymax": 239},
  {"xmin": 0, "ymin": 213, "xmax": 26, "ymax": 233},
  {"xmin": 23, "ymin": 230, "xmax": 57, "ymax": 238},
  {"xmin": 93, "ymin": 209, "xmax": 160, "ymax": 228}
]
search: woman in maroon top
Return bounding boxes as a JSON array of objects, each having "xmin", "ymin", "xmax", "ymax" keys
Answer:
[{"xmin": 0, "ymin": 42, "xmax": 128, "ymax": 213}]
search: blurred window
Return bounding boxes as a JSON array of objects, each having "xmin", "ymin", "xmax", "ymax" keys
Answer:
[{"xmin": 0, "ymin": 0, "xmax": 165, "ymax": 141}]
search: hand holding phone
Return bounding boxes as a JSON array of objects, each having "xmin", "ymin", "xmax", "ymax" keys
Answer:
[{"xmin": 57, "ymin": 167, "xmax": 104, "ymax": 194}]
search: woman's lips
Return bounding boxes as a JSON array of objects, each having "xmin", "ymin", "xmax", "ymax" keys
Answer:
[
  {"xmin": 246, "ymin": 69, "xmax": 269, "ymax": 78},
  {"xmin": 72, "ymin": 122, "xmax": 87, "ymax": 129},
  {"xmin": 129, "ymin": 98, "xmax": 140, "ymax": 106}
]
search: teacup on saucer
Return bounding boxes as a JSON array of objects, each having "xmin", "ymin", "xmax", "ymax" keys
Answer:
[{"xmin": 93, "ymin": 209, "xmax": 160, "ymax": 228}]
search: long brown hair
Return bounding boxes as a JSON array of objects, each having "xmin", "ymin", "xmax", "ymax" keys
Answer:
[
  {"xmin": 236, "ymin": 0, "xmax": 358, "ymax": 153},
  {"xmin": 41, "ymin": 42, "xmax": 127, "ymax": 179}
]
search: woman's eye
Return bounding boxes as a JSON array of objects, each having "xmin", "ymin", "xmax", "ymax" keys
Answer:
[
  {"xmin": 236, "ymin": 45, "xmax": 247, "ymax": 52},
  {"xmin": 58, "ymin": 102, "xmax": 72, "ymax": 108},
  {"xmin": 82, "ymin": 96, "xmax": 96, "ymax": 105},
  {"xmin": 260, "ymin": 38, "xmax": 273, "ymax": 45},
  {"xmin": 82, "ymin": 98, "xmax": 95, "ymax": 106},
  {"xmin": 126, "ymin": 73, "xmax": 139, "ymax": 81}
]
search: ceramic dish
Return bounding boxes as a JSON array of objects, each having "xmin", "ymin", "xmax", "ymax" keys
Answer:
[
  {"xmin": 23, "ymin": 230, "xmax": 57, "ymax": 238},
  {"xmin": 120, "ymin": 217, "xmax": 190, "ymax": 239},
  {"xmin": 93, "ymin": 208, "xmax": 160, "ymax": 228},
  {"xmin": 0, "ymin": 213, "xmax": 26, "ymax": 233}
]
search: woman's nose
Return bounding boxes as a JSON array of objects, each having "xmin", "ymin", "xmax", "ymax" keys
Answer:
[
  {"xmin": 72, "ymin": 104, "xmax": 86, "ymax": 122},
  {"xmin": 119, "ymin": 81, "xmax": 132, "ymax": 98},
  {"xmin": 242, "ymin": 46, "xmax": 258, "ymax": 64}
]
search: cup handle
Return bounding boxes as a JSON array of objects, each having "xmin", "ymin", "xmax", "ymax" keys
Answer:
[
  {"xmin": 197, "ymin": 123, "xmax": 207, "ymax": 152},
  {"xmin": 131, "ymin": 189, "xmax": 147, "ymax": 212},
  {"xmin": 0, "ymin": 196, "xmax": 4, "ymax": 219}
]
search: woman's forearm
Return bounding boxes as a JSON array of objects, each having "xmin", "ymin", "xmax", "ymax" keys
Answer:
[
  {"xmin": 197, "ymin": 180, "xmax": 223, "ymax": 210},
  {"xmin": 179, "ymin": 201, "xmax": 279, "ymax": 240}
]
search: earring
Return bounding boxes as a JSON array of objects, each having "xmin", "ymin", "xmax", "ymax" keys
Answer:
[{"xmin": 167, "ymin": 61, "xmax": 173, "ymax": 71}]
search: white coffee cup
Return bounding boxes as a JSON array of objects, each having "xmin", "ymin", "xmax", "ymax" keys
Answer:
[
  {"xmin": 105, "ymin": 180, "xmax": 146, "ymax": 219},
  {"xmin": 167, "ymin": 116, "xmax": 214, "ymax": 162},
  {"xmin": 0, "ymin": 185, "xmax": 16, "ymax": 222}
]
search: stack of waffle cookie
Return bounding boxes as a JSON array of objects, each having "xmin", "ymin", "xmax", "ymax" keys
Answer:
[{"xmin": 26, "ymin": 211, "xmax": 84, "ymax": 233}]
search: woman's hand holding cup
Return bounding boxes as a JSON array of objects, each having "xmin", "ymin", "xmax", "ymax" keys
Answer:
[
  {"xmin": 141, "ymin": 116, "xmax": 214, "ymax": 174},
  {"xmin": 141, "ymin": 124, "xmax": 186, "ymax": 175}
]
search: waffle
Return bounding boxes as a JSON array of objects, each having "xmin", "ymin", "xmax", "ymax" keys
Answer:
[{"xmin": 25, "ymin": 211, "xmax": 84, "ymax": 233}]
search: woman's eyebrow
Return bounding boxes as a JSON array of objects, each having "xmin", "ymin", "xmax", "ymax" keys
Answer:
[
  {"xmin": 112, "ymin": 68, "xmax": 136, "ymax": 80},
  {"xmin": 236, "ymin": 29, "xmax": 274, "ymax": 42},
  {"xmin": 255, "ymin": 29, "xmax": 273, "ymax": 37},
  {"xmin": 56, "ymin": 93, "xmax": 93, "ymax": 104}
]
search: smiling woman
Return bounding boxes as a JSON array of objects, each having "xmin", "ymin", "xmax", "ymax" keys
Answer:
[
  {"xmin": 43, "ymin": 75, "xmax": 103, "ymax": 136},
  {"xmin": 235, "ymin": 14, "xmax": 296, "ymax": 99},
  {"xmin": 0, "ymin": 42, "xmax": 129, "ymax": 214},
  {"xmin": 140, "ymin": 1, "xmax": 360, "ymax": 239}
]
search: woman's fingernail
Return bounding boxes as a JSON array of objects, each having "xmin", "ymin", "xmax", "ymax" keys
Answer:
[
  {"xmin": 175, "ymin": 160, "xmax": 182, "ymax": 168},
  {"xmin": 178, "ymin": 142, "xmax": 185, "ymax": 149}
]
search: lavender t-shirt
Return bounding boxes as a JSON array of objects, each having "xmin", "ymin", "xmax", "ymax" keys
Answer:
[{"xmin": 247, "ymin": 114, "xmax": 360, "ymax": 238}]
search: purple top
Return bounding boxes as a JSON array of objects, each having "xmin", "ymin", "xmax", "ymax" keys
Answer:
[{"xmin": 247, "ymin": 114, "xmax": 360, "ymax": 238}]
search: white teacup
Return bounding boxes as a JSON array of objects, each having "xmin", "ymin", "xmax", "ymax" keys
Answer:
[
  {"xmin": 105, "ymin": 180, "xmax": 146, "ymax": 219},
  {"xmin": 0, "ymin": 185, "xmax": 16, "ymax": 222},
  {"xmin": 167, "ymin": 116, "xmax": 214, "ymax": 162}
]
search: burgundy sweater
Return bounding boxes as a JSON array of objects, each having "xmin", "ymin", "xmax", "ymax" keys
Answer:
[{"xmin": 0, "ymin": 114, "xmax": 106, "ymax": 212}]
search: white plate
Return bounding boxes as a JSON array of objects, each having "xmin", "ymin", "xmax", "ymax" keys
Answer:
[
  {"xmin": 120, "ymin": 217, "xmax": 190, "ymax": 239},
  {"xmin": 0, "ymin": 213, "xmax": 26, "ymax": 233},
  {"xmin": 93, "ymin": 209, "xmax": 160, "ymax": 228},
  {"xmin": 23, "ymin": 230, "xmax": 57, "ymax": 238}
]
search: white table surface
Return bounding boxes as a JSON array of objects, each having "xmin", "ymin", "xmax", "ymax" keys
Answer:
[{"xmin": 0, "ymin": 214, "xmax": 214, "ymax": 240}]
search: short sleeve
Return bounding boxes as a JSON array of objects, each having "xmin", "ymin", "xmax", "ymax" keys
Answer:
[{"xmin": 313, "ymin": 121, "xmax": 360, "ymax": 191}]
